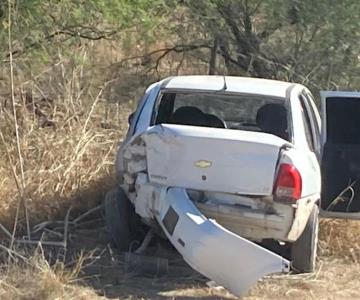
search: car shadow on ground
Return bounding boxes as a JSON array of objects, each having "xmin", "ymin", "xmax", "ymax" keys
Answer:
[
  {"xmin": 71, "ymin": 223, "xmax": 236, "ymax": 299},
  {"xmin": 63, "ymin": 195, "xmax": 233, "ymax": 299}
]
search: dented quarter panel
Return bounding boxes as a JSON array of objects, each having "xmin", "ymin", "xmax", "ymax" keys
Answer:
[
  {"xmin": 287, "ymin": 194, "xmax": 319, "ymax": 241},
  {"xmin": 280, "ymin": 147, "xmax": 321, "ymax": 199},
  {"xmin": 132, "ymin": 172, "xmax": 160, "ymax": 219},
  {"xmin": 276, "ymin": 148, "xmax": 320, "ymax": 241},
  {"xmin": 116, "ymin": 82, "xmax": 160, "ymax": 180}
]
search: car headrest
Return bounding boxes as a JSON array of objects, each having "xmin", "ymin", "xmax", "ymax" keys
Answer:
[
  {"xmin": 171, "ymin": 106, "xmax": 206, "ymax": 126},
  {"xmin": 256, "ymin": 103, "xmax": 288, "ymax": 139},
  {"xmin": 203, "ymin": 113, "xmax": 226, "ymax": 128}
]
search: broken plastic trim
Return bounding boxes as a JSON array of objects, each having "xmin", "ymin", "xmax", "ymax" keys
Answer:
[{"xmin": 154, "ymin": 188, "xmax": 290, "ymax": 297}]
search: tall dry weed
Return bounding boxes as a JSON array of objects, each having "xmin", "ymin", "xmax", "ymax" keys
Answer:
[
  {"xmin": 0, "ymin": 47, "xmax": 133, "ymax": 232},
  {"xmin": 0, "ymin": 245, "xmax": 103, "ymax": 300}
]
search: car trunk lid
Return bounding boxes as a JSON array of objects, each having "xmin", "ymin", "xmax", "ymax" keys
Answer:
[{"xmin": 143, "ymin": 124, "xmax": 291, "ymax": 195}]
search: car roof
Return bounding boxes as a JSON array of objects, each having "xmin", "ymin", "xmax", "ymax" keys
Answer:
[{"xmin": 161, "ymin": 75, "xmax": 297, "ymax": 99}]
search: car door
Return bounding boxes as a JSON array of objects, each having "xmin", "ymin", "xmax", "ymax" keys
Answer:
[
  {"xmin": 320, "ymin": 91, "xmax": 360, "ymax": 218},
  {"xmin": 290, "ymin": 90, "xmax": 322, "ymax": 199}
]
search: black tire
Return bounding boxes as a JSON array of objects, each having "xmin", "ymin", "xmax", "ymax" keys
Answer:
[
  {"xmin": 104, "ymin": 187, "xmax": 143, "ymax": 251},
  {"xmin": 291, "ymin": 205, "xmax": 319, "ymax": 273}
]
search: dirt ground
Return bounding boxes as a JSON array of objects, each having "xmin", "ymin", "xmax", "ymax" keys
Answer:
[
  {"xmin": 61, "ymin": 211, "xmax": 360, "ymax": 300},
  {"xmin": 0, "ymin": 192, "xmax": 358, "ymax": 299}
]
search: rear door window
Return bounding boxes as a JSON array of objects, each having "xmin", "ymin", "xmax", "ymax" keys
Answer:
[
  {"xmin": 299, "ymin": 95, "xmax": 315, "ymax": 151},
  {"xmin": 303, "ymin": 92, "xmax": 321, "ymax": 156},
  {"xmin": 325, "ymin": 97, "xmax": 360, "ymax": 144}
]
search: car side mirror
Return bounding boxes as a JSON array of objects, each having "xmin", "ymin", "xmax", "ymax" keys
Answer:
[{"xmin": 128, "ymin": 112, "xmax": 135, "ymax": 125}]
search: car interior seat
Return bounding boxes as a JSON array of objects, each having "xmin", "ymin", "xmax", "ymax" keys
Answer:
[
  {"xmin": 171, "ymin": 107, "xmax": 226, "ymax": 128},
  {"xmin": 170, "ymin": 106, "xmax": 206, "ymax": 126},
  {"xmin": 256, "ymin": 103, "xmax": 288, "ymax": 140},
  {"xmin": 203, "ymin": 113, "xmax": 226, "ymax": 128}
]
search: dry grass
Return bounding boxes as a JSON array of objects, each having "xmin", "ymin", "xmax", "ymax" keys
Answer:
[
  {"xmin": 0, "ymin": 59, "xmax": 126, "ymax": 298},
  {"xmin": 0, "ymin": 57, "xmax": 133, "ymax": 230},
  {"xmin": 319, "ymin": 219, "xmax": 360, "ymax": 261},
  {"xmin": 0, "ymin": 42, "xmax": 141, "ymax": 298},
  {"xmin": 0, "ymin": 249, "xmax": 104, "ymax": 300}
]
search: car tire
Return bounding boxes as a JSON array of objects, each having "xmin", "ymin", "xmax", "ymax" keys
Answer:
[
  {"xmin": 104, "ymin": 187, "xmax": 143, "ymax": 251},
  {"xmin": 291, "ymin": 205, "xmax": 319, "ymax": 273}
]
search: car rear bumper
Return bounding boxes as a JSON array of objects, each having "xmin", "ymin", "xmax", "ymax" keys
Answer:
[
  {"xmin": 154, "ymin": 187, "xmax": 290, "ymax": 296},
  {"xmin": 194, "ymin": 194, "xmax": 319, "ymax": 242}
]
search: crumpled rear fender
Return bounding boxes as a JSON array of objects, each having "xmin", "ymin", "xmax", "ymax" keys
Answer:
[{"xmin": 154, "ymin": 188, "xmax": 290, "ymax": 297}]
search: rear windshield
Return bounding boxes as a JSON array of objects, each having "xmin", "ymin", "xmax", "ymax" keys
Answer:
[
  {"xmin": 326, "ymin": 97, "xmax": 360, "ymax": 144},
  {"xmin": 155, "ymin": 92, "xmax": 290, "ymax": 140}
]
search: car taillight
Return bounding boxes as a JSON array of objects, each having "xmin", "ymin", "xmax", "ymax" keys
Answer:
[{"xmin": 274, "ymin": 163, "xmax": 302, "ymax": 201}]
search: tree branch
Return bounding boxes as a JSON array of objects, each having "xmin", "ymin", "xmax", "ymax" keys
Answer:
[
  {"xmin": 148, "ymin": 44, "xmax": 212, "ymax": 72},
  {"xmin": 6, "ymin": 28, "xmax": 118, "ymax": 58}
]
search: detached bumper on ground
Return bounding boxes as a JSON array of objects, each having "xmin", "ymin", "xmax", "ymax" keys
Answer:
[{"xmin": 153, "ymin": 187, "xmax": 290, "ymax": 296}]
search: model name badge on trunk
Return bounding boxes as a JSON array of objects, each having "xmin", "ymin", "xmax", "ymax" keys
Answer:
[
  {"xmin": 194, "ymin": 160, "xmax": 212, "ymax": 168},
  {"xmin": 150, "ymin": 174, "xmax": 167, "ymax": 181}
]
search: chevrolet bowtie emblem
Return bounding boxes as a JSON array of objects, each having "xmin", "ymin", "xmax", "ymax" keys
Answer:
[{"xmin": 194, "ymin": 160, "xmax": 212, "ymax": 168}]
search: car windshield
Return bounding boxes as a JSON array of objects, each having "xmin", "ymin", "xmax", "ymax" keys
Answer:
[{"xmin": 155, "ymin": 92, "xmax": 290, "ymax": 140}]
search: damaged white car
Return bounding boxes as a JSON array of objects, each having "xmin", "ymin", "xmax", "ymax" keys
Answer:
[{"xmin": 104, "ymin": 76, "xmax": 360, "ymax": 296}]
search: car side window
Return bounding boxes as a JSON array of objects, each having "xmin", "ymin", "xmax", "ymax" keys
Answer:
[
  {"xmin": 128, "ymin": 93, "xmax": 149, "ymax": 137},
  {"xmin": 132, "ymin": 84, "xmax": 161, "ymax": 135},
  {"xmin": 299, "ymin": 95, "xmax": 315, "ymax": 151},
  {"xmin": 303, "ymin": 92, "xmax": 321, "ymax": 154}
]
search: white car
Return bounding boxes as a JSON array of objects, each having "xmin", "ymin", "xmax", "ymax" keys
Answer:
[{"xmin": 104, "ymin": 76, "xmax": 360, "ymax": 296}]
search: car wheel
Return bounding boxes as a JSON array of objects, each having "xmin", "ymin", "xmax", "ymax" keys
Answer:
[
  {"xmin": 104, "ymin": 187, "xmax": 143, "ymax": 251},
  {"xmin": 291, "ymin": 205, "xmax": 319, "ymax": 273}
]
